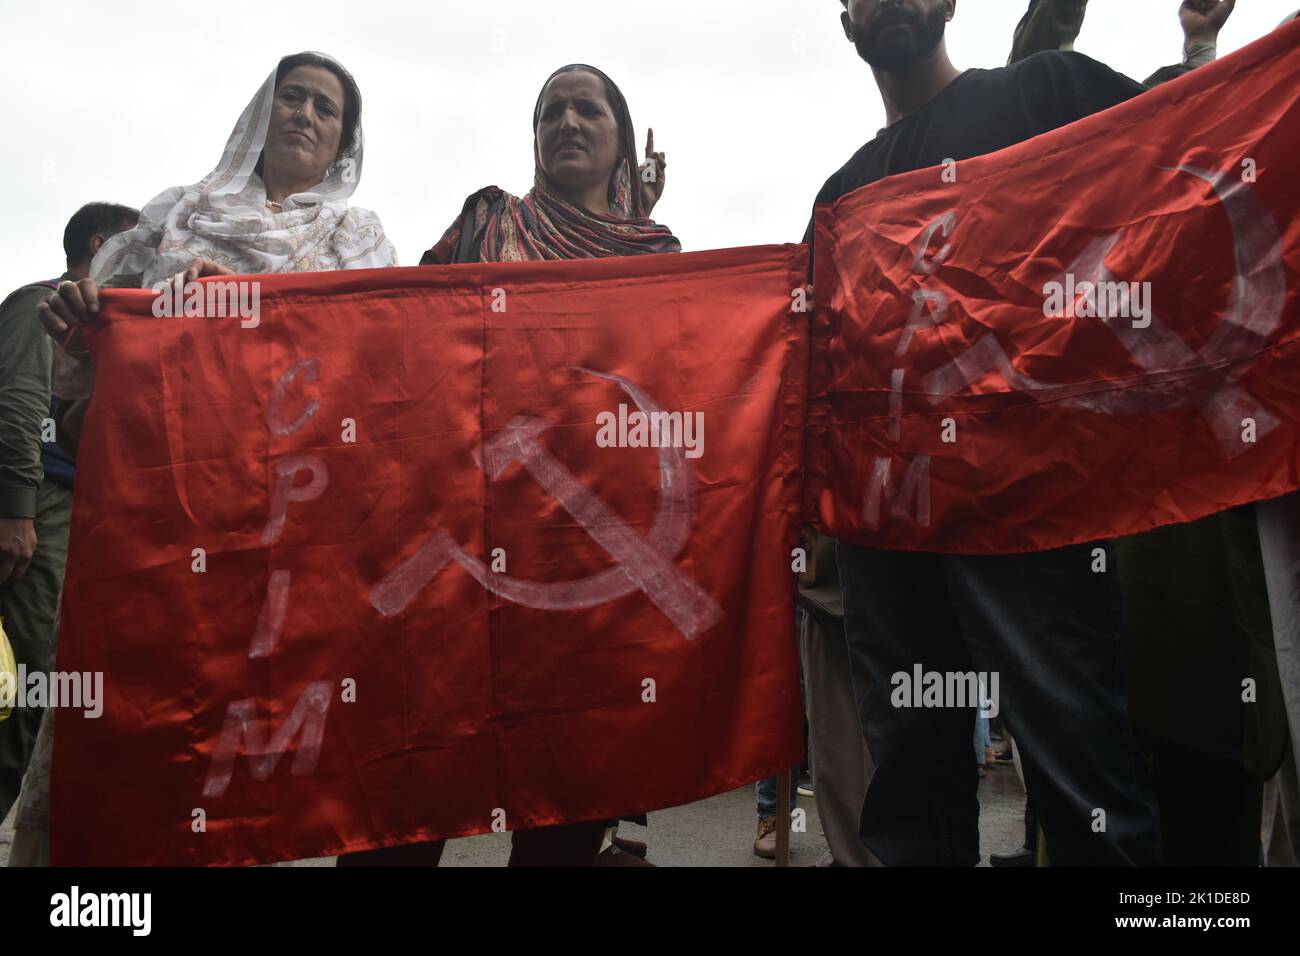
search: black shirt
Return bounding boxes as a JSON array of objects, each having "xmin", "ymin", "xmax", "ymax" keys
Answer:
[{"xmin": 804, "ymin": 51, "xmax": 1145, "ymax": 245}]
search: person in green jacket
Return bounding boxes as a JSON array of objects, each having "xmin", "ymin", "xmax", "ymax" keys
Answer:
[
  {"xmin": 0, "ymin": 202, "xmax": 137, "ymax": 823},
  {"xmin": 1005, "ymin": 0, "xmax": 1285, "ymax": 866},
  {"xmin": 1114, "ymin": 0, "xmax": 1289, "ymax": 869}
]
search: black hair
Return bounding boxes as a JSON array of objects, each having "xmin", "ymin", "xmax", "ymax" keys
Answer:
[
  {"xmin": 274, "ymin": 52, "xmax": 362, "ymax": 155},
  {"xmin": 62, "ymin": 202, "xmax": 139, "ymax": 268}
]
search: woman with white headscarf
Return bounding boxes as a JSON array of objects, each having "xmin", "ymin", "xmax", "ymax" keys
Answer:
[
  {"xmin": 39, "ymin": 50, "xmax": 396, "ymax": 374},
  {"xmin": 16, "ymin": 52, "xmax": 396, "ymax": 867}
]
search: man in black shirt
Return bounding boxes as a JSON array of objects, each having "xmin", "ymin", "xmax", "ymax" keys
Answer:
[{"xmin": 810, "ymin": 0, "xmax": 1162, "ymax": 865}]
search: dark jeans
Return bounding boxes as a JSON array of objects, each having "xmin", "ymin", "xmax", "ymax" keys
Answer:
[
  {"xmin": 755, "ymin": 772, "xmax": 799, "ymax": 819},
  {"xmin": 838, "ymin": 540, "xmax": 1162, "ymax": 866}
]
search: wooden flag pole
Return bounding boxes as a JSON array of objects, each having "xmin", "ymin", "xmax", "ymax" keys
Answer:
[{"xmin": 776, "ymin": 768, "xmax": 791, "ymax": 867}]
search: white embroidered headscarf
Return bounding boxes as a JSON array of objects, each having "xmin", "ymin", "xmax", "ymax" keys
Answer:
[{"xmin": 91, "ymin": 52, "xmax": 397, "ymax": 287}]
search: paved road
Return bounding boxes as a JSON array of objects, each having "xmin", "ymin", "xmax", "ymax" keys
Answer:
[{"xmin": 0, "ymin": 766, "xmax": 1027, "ymax": 866}]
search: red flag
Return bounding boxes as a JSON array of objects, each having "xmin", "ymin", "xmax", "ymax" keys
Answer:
[
  {"xmin": 809, "ymin": 22, "xmax": 1300, "ymax": 553},
  {"xmin": 52, "ymin": 246, "xmax": 808, "ymax": 865}
]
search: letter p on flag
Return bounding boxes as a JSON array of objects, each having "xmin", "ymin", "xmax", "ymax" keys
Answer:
[{"xmin": 261, "ymin": 456, "xmax": 329, "ymax": 545}]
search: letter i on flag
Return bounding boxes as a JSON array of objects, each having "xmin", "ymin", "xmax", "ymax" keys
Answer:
[{"xmin": 52, "ymin": 247, "xmax": 809, "ymax": 865}]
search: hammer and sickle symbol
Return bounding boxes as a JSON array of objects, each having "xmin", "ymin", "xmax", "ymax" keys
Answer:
[
  {"xmin": 923, "ymin": 166, "xmax": 1286, "ymax": 458},
  {"xmin": 369, "ymin": 368, "xmax": 724, "ymax": 640}
]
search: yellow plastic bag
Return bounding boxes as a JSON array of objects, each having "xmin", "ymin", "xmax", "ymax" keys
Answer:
[{"xmin": 0, "ymin": 615, "xmax": 17, "ymax": 721}]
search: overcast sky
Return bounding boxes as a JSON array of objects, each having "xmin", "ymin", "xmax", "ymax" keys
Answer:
[{"xmin": 0, "ymin": 0, "xmax": 1293, "ymax": 283}]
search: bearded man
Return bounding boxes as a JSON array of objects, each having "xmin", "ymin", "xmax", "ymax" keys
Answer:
[{"xmin": 806, "ymin": 0, "xmax": 1164, "ymax": 866}]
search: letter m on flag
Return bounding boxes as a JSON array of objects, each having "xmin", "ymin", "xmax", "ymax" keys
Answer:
[{"xmin": 202, "ymin": 682, "xmax": 332, "ymax": 798}]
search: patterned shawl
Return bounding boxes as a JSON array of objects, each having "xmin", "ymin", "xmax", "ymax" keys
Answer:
[
  {"xmin": 423, "ymin": 64, "xmax": 680, "ymax": 264},
  {"xmin": 92, "ymin": 52, "xmax": 398, "ymax": 288}
]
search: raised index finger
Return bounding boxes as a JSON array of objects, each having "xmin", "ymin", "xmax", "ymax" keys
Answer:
[{"xmin": 646, "ymin": 127, "xmax": 655, "ymax": 158}]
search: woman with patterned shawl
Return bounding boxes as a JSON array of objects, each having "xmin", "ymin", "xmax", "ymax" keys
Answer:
[
  {"xmin": 339, "ymin": 65, "xmax": 675, "ymax": 869},
  {"xmin": 21, "ymin": 52, "xmax": 397, "ymax": 868},
  {"xmin": 422, "ymin": 64, "xmax": 676, "ymax": 266}
]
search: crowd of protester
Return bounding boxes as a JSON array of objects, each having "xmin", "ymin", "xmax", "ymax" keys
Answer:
[{"xmin": 2, "ymin": 0, "xmax": 1299, "ymax": 867}]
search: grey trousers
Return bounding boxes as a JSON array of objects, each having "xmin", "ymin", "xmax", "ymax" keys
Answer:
[
  {"xmin": 1264, "ymin": 744, "xmax": 1300, "ymax": 866},
  {"xmin": 800, "ymin": 608, "xmax": 879, "ymax": 866},
  {"xmin": 1259, "ymin": 495, "xmax": 1300, "ymax": 760},
  {"xmin": 1258, "ymin": 493, "xmax": 1300, "ymax": 865}
]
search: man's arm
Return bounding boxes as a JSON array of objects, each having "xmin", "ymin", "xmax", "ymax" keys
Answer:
[
  {"xmin": 0, "ymin": 287, "xmax": 53, "ymax": 518},
  {"xmin": 0, "ymin": 286, "xmax": 54, "ymax": 582},
  {"xmin": 1144, "ymin": 0, "xmax": 1234, "ymax": 88},
  {"xmin": 1009, "ymin": 0, "xmax": 1091, "ymax": 65}
]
